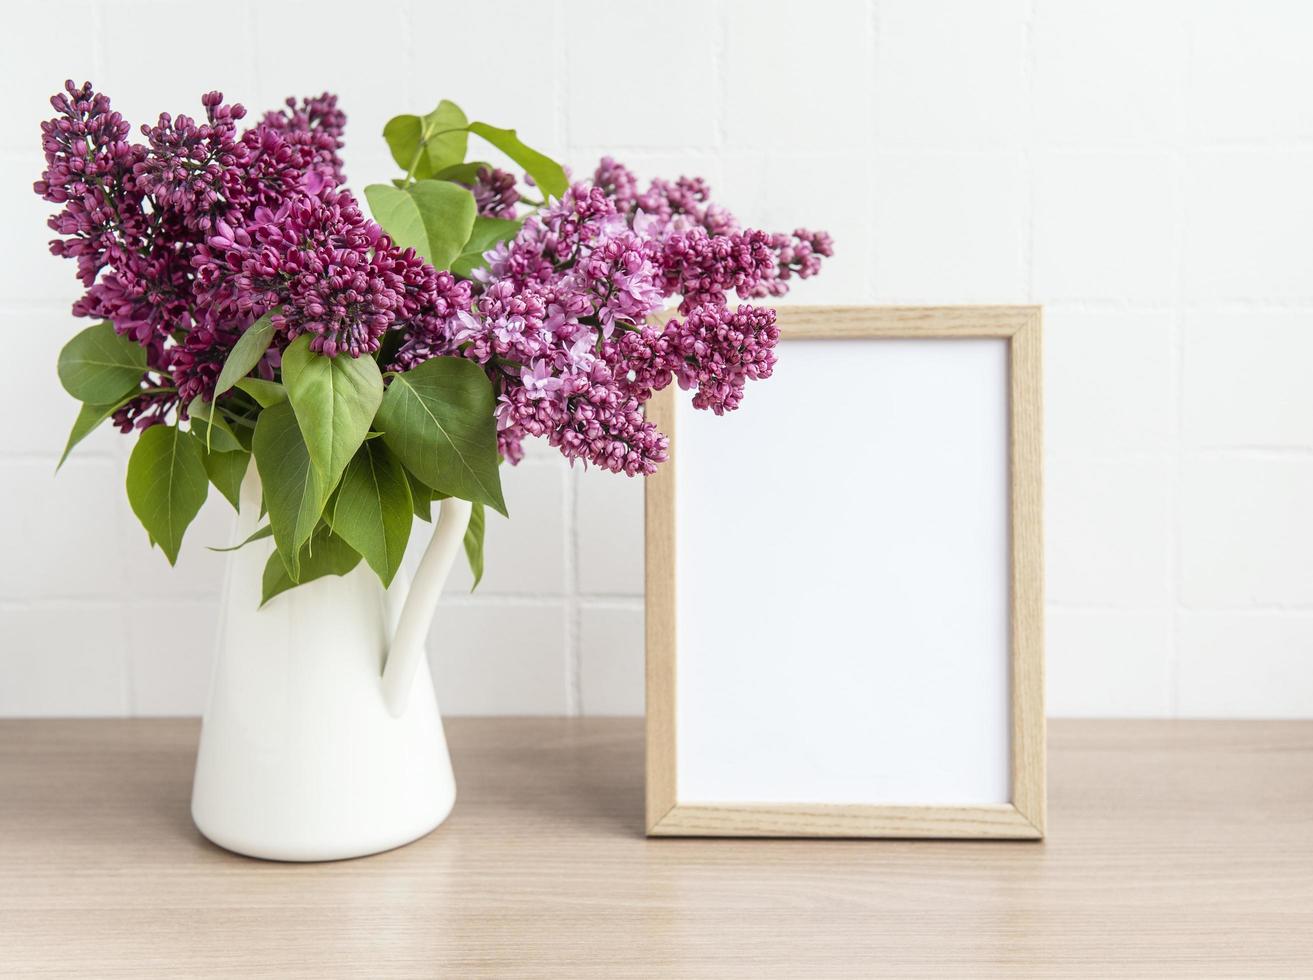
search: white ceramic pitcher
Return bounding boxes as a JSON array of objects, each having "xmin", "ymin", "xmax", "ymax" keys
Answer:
[{"xmin": 191, "ymin": 463, "xmax": 471, "ymax": 862}]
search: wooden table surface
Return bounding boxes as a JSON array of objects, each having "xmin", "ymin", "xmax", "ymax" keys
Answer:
[{"xmin": 1, "ymin": 718, "xmax": 1310, "ymax": 979}]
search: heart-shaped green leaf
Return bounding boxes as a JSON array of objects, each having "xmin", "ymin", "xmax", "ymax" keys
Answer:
[
  {"xmin": 383, "ymin": 114, "xmax": 429, "ymax": 177},
  {"xmin": 384, "ymin": 101, "xmax": 469, "ymax": 179},
  {"xmin": 376, "ymin": 357, "xmax": 506, "ymax": 516},
  {"xmin": 57, "ymin": 321, "xmax": 147, "ymax": 404},
  {"xmin": 125, "ymin": 424, "xmax": 210, "ymax": 565},
  {"xmin": 280, "ymin": 334, "xmax": 383, "ymax": 495},
  {"xmin": 364, "ymin": 181, "xmax": 478, "ymax": 271},
  {"xmin": 421, "ymin": 100, "xmax": 469, "ymax": 173},
  {"xmin": 327, "ymin": 440, "xmax": 413, "ymax": 587}
]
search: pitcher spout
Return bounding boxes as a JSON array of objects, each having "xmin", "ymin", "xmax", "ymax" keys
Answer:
[{"xmin": 380, "ymin": 497, "xmax": 473, "ymax": 717}]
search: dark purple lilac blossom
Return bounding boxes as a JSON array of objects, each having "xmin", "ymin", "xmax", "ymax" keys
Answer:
[
  {"xmin": 260, "ymin": 93, "xmax": 347, "ymax": 185},
  {"xmin": 464, "ymin": 166, "xmax": 519, "ymax": 219},
  {"xmin": 36, "ymin": 82, "xmax": 832, "ymax": 469}
]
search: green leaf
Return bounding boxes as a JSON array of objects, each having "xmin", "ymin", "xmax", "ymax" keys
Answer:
[
  {"xmin": 327, "ymin": 441, "xmax": 413, "ymax": 587},
  {"xmin": 228, "ymin": 418, "xmax": 256, "ymax": 453},
  {"xmin": 451, "ymin": 215, "xmax": 523, "ymax": 278},
  {"xmin": 365, "ymin": 183, "xmax": 427, "ymax": 258},
  {"xmin": 433, "ymin": 161, "xmax": 493, "ymax": 183},
  {"xmin": 252, "ymin": 400, "xmax": 327, "ymax": 577},
  {"xmin": 197, "ymin": 442, "xmax": 250, "ymax": 512},
  {"xmin": 364, "ymin": 181, "xmax": 478, "ymax": 271},
  {"xmin": 260, "ymin": 525, "xmax": 362, "ymax": 606},
  {"xmin": 57, "ymin": 321, "xmax": 146, "ymax": 404},
  {"xmin": 463, "ymin": 501, "xmax": 486, "ymax": 591},
  {"xmin": 376, "ymin": 357, "xmax": 506, "ymax": 516},
  {"xmin": 208, "ymin": 523, "xmax": 271, "ymax": 552},
  {"xmin": 383, "ymin": 101, "xmax": 469, "ymax": 179},
  {"xmin": 383, "ymin": 115, "xmax": 429, "ymax": 177},
  {"xmin": 234, "ymin": 377, "xmax": 287, "ymax": 407},
  {"xmin": 213, "ymin": 314, "xmax": 275, "ymax": 397},
  {"xmin": 125, "ymin": 424, "xmax": 210, "ymax": 565},
  {"xmin": 467, "ymin": 121, "xmax": 568, "ymax": 199},
  {"xmin": 187, "ymin": 397, "xmax": 243, "ymax": 453},
  {"xmin": 405, "ymin": 468, "xmax": 435, "ymax": 522},
  {"xmin": 280, "ymin": 334, "xmax": 384, "ymax": 495},
  {"xmin": 408, "ymin": 180, "xmax": 478, "ymax": 271},
  {"xmin": 58, "ymin": 396, "xmax": 134, "ymax": 469},
  {"xmin": 422, "ymin": 100, "xmax": 469, "ymax": 173}
]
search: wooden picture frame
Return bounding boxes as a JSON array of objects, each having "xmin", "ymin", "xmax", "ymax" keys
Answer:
[{"xmin": 645, "ymin": 305, "xmax": 1044, "ymax": 839}]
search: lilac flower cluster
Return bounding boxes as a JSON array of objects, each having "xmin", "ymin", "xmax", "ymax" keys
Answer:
[
  {"xmin": 37, "ymin": 84, "xmax": 833, "ymax": 474},
  {"xmin": 464, "ymin": 166, "xmax": 519, "ymax": 219},
  {"xmin": 408, "ymin": 158, "xmax": 831, "ymax": 474},
  {"xmin": 36, "ymin": 82, "xmax": 455, "ymax": 414},
  {"xmin": 260, "ymin": 92, "xmax": 348, "ymax": 185},
  {"xmin": 193, "ymin": 190, "xmax": 471, "ymax": 360}
]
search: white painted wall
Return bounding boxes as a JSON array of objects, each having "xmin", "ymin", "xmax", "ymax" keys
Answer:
[{"xmin": 1, "ymin": 0, "xmax": 1309, "ymax": 718}]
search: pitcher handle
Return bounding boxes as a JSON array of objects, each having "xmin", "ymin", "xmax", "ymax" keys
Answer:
[{"xmin": 380, "ymin": 497, "xmax": 472, "ymax": 718}]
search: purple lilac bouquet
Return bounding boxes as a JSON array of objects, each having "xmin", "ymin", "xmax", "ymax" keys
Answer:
[{"xmin": 38, "ymin": 82, "xmax": 832, "ymax": 601}]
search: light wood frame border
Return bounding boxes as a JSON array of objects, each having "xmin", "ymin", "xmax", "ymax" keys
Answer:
[{"xmin": 645, "ymin": 305, "xmax": 1044, "ymax": 839}]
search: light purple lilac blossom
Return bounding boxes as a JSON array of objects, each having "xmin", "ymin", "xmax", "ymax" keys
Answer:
[{"xmin": 36, "ymin": 85, "xmax": 833, "ymax": 472}]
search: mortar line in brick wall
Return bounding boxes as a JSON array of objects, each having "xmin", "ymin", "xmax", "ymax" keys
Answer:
[
  {"xmin": 245, "ymin": 0, "xmax": 260, "ymax": 95},
  {"xmin": 865, "ymin": 0, "xmax": 879, "ymax": 300},
  {"xmin": 1182, "ymin": 446, "xmax": 1313, "ymax": 458},
  {"xmin": 714, "ymin": 0, "xmax": 727, "ymax": 148},
  {"xmin": 868, "ymin": 0, "xmax": 880, "ymax": 303},
  {"xmin": 564, "ymin": 142, "xmax": 726, "ymax": 152},
  {"xmin": 0, "ymin": 451, "xmax": 116, "ymax": 464},
  {"xmin": 575, "ymin": 595, "xmax": 645, "ymax": 610},
  {"xmin": 1177, "ymin": 604, "xmax": 1313, "ymax": 616},
  {"xmin": 438, "ymin": 593, "xmax": 575, "ymax": 609},
  {"xmin": 862, "ymin": 142, "xmax": 1313, "ymax": 158},
  {"xmin": 1181, "ymin": 299, "xmax": 1313, "ymax": 311},
  {"xmin": 0, "ymin": 301, "xmax": 86, "ymax": 315},
  {"xmin": 564, "ymin": 466, "xmax": 582, "ymax": 716},
  {"xmin": 0, "ymin": 594, "xmax": 600, "ymax": 609},
  {"xmin": 1038, "ymin": 139, "xmax": 1313, "ymax": 153},
  {"xmin": 122, "ymin": 600, "xmax": 144, "ymax": 716},
  {"xmin": 1045, "ymin": 601, "xmax": 1171, "ymax": 612},
  {"xmin": 2, "ymin": 589, "xmax": 228, "ymax": 605},
  {"xmin": 1045, "ymin": 447, "xmax": 1313, "ymax": 463},
  {"xmin": 1168, "ymin": 12, "xmax": 1195, "ymax": 718},
  {"xmin": 0, "ymin": 598, "xmax": 127, "ymax": 612},
  {"xmin": 90, "ymin": 2, "xmax": 105, "ymax": 81},
  {"xmin": 1039, "ymin": 298, "xmax": 1313, "ymax": 312},
  {"xmin": 554, "ymin": 0, "xmax": 568, "ymax": 155},
  {"xmin": 1045, "ymin": 601, "xmax": 1313, "ymax": 616},
  {"xmin": 1021, "ymin": 0, "xmax": 1036, "ymax": 301},
  {"xmin": 400, "ymin": 0, "xmax": 416, "ymax": 95}
]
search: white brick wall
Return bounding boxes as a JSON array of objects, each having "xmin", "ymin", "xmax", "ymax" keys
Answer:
[{"xmin": 0, "ymin": 0, "xmax": 1309, "ymax": 718}]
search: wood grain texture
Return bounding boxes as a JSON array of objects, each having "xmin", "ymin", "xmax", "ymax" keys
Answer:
[
  {"xmin": 1010, "ymin": 308, "xmax": 1046, "ymax": 834},
  {"xmin": 774, "ymin": 304, "xmax": 1037, "ymax": 337},
  {"xmin": 644, "ymin": 384, "xmax": 678, "ymax": 830},
  {"xmin": 646, "ymin": 306, "xmax": 1045, "ymax": 837},
  {"xmin": 0, "ymin": 718, "xmax": 1310, "ymax": 979}
]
